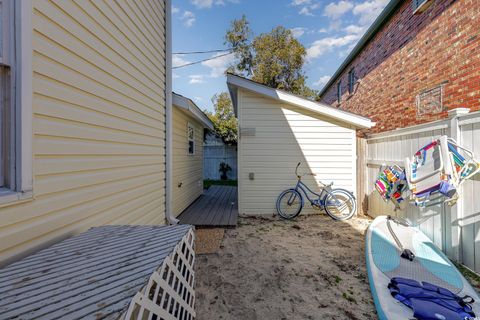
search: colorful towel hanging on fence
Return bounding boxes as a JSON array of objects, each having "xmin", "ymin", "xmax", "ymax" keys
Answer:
[{"xmin": 375, "ymin": 135, "xmax": 480, "ymax": 208}]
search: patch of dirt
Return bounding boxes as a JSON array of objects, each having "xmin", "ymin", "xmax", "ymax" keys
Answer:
[
  {"xmin": 195, "ymin": 228, "xmax": 225, "ymax": 254},
  {"xmin": 194, "ymin": 214, "xmax": 376, "ymax": 320}
]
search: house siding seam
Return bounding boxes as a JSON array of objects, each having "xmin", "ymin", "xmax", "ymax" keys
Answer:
[
  {"xmin": 238, "ymin": 89, "xmax": 356, "ymax": 215},
  {"xmin": 320, "ymin": 0, "xmax": 480, "ymax": 134},
  {"xmin": 172, "ymin": 106, "xmax": 204, "ymax": 217},
  {"xmin": 0, "ymin": 0, "xmax": 167, "ymax": 266}
]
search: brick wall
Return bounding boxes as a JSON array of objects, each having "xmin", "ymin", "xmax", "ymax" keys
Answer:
[{"xmin": 320, "ymin": 0, "xmax": 480, "ymax": 135}]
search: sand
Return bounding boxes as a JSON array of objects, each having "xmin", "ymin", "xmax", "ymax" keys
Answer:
[{"xmin": 194, "ymin": 214, "xmax": 376, "ymax": 320}]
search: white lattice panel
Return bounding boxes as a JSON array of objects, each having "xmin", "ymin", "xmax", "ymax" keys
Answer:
[{"xmin": 123, "ymin": 228, "xmax": 196, "ymax": 320}]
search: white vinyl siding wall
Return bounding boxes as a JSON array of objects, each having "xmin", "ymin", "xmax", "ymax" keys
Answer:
[
  {"xmin": 172, "ymin": 107, "xmax": 203, "ymax": 217},
  {"xmin": 0, "ymin": 0, "xmax": 168, "ymax": 265},
  {"xmin": 238, "ymin": 89, "xmax": 357, "ymax": 215}
]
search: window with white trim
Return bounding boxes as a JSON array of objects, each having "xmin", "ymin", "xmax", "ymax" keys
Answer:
[
  {"xmin": 0, "ymin": 0, "xmax": 33, "ymax": 202},
  {"xmin": 187, "ymin": 123, "xmax": 195, "ymax": 155},
  {"xmin": 0, "ymin": 0, "xmax": 15, "ymax": 191}
]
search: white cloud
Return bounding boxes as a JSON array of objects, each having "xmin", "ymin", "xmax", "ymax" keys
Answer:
[
  {"xmin": 173, "ymin": 73, "xmax": 180, "ymax": 79},
  {"xmin": 293, "ymin": 0, "xmax": 321, "ymax": 16},
  {"xmin": 306, "ymin": 34, "xmax": 361, "ymax": 59},
  {"xmin": 290, "ymin": 27, "xmax": 307, "ymax": 38},
  {"xmin": 201, "ymin": 52, "xmax": 236, "ymax": 78},
  {"xmin": 324, "ymin": 1, "xmax": 353, "ymax": 19},
  {"xmin": 189, "ymin": 75, "xmax": 205, "ymax": 84},
  {"xmin": 191, "ymin": 0, "xmax": 214, "ymax": 8},
  {"xmin": 191, "ymin": 0, "xmax": 238, "ymax": 9},
  {"xmin": 299, "ymin": 7, "xmax": 314, "ymax": 16},
  {"xmin": 194, "ymin": 97, "xmax": 204, "ymax": 102},
  {"xmin": 313, "ymin": 75, "xmax": 331, "ymax": 87},
  {"xmin": 171, "ymin": 5, "xmax": 180, "ymax": 14},
  {"xmin": 181, "ymin": 11, "xmax": 196, "ymax": 27},
  {"xmin": 353, "ymin": 0, "xmax": 389, "ymax": 26},
  {"xmin": 318, "ymin": 28, "xmax": 328, "ymax": 33},
  {"xmin": 344, "ymin": 24, "xmax": 367, "ymax": 35},
  {"xmin": 172, "ymin": 55, "xmax": 190, "ymax": 68},
  {"xmin": 291, "ymin": 0, "xmax": 311, "ymax": 5}
]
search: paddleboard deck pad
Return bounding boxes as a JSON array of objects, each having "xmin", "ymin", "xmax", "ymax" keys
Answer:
[{"xmin": 366, "ymin": 215, "xmax": 480, "ymax": 319}]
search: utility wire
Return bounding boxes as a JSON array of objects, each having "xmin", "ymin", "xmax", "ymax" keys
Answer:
[
  {"xmin": 172, "ymin": 51, "xmax": 235, "ymax": 69},
  {"xmin": 173, "ymin": 48, "xmax": 233, "ymax": 55}
]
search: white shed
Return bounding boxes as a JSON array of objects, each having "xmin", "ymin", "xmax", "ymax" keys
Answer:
[
  {"xmin": 227, "ymin": 74, "xmax": 374, "ymax": 215},
  {"xmin": 172, "ymin": 93, "xmax": 214, "ymax": 217}
]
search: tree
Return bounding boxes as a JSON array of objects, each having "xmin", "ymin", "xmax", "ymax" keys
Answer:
[
  {"xmin": 225, "ymin": 16, "xmax": 318, "ymax": 99},
  {"xmin": 205, "ymin": 92, "xmax": 238, "ymax": 144}
]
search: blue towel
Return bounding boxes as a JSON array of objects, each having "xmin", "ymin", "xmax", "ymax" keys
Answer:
[{"xmin": 388, "ymin": 277, "xmax": 475, "ymax": 320}]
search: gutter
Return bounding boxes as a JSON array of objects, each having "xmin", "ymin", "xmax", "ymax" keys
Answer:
[
  {"xmin": 165, "ymin": 0, "xmax": 179, "ymax": 225},
  {"xmin": 318, "ymin": 0, "xmax": 403, "ymax": 98}
]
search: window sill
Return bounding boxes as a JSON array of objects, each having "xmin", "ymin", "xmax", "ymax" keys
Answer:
[{"xmin": 0, "ymin": 189, "xmax": 34, "ymax": 208}]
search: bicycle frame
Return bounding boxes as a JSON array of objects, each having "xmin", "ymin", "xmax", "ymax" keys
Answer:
[{"xmin": 292, "ymin": 179, "xmax": 329, "ymax": 207}]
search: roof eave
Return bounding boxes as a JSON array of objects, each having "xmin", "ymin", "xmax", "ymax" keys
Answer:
[
  {"xmin": 227, "ymin": 74, "xmax": 374, "ymax": 129},
  {"xmin": 172, "ymin": 93, "xmax": 214, "ymax": 130}
]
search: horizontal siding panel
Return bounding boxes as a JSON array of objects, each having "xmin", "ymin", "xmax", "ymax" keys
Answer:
[
  {"xmin": 34, "ymin": 93, "xmax": 165, "ymax": 137},
  {"xmin": 172, "ymin": 107, "xmax": 204, "ymax": 216},
  {"xmin": 35, "ymin": 155, "xmax": 164, "ymax": 175},
  {"xmin": 0, "ymin": 0, "xmax": 167, "ymax": 265},
  {"xmin": 238, "ymin": 89, "xmax": 355, "ymax": 215},
  {"xmin": 33, "ymin": 8, "xmax": 164, "ymax": 103},
  {"xmin": 0, "ymin": 172, "xmax": 165, "ymax": 229},
  {"xmin": 34, "ymin": 116, "xmax": 163, "ymax": 147}
]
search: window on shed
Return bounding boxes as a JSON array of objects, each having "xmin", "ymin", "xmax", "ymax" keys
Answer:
[
  {"xmin": 187, "ymin": 123, "xmax": 195, "ymax": 155},
  {"xmin": 0, "ymin": 0, "xmax": 15, "ymax": 191},
  {"xmin": 348, "ymin": 69, "xmax": 355, "ymax": 94},
  {"xmin": 336, "ymin": 81, "xmax": 342, "ymax": 103}
]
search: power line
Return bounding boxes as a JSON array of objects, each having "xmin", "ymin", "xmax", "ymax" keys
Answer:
[
  {"xmin": 173, "ymin": 48, "xmax": 232, "ymax": 55},
  {"xmin": 172, "ymin": 51, "xmax": 235, "ymax": 69}
]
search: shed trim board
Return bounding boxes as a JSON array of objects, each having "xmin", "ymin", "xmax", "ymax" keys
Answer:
[
  {"xmin": 231, "ymin": 83, "xmax": 364, "ymax": 216},
  {"xmin": 227, "ymin": 73, "xmax": 374, "ymax": 129},
  {"xmin": 173, "ymin": 92, "xmax": 214, "ymax": 130}
]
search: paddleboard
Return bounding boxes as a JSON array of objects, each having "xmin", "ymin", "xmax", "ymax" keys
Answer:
[{"xmin": 366, "ymin": 215, "xmax": 480, "ymax": 319}]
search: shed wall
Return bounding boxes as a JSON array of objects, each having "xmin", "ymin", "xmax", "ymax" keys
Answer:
[{"xmin": 238, "ymin": 89, "xmax": 356, "ymax": 215}]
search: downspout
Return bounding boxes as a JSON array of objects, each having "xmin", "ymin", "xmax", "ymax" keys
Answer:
[{"xmin": 165, "ymin": 0, "xmax": 179, "ymax": 225}]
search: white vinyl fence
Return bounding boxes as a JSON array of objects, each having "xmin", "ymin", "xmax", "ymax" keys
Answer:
[
  {"xmin": 203, "ymin": 145, "xmax": 237, "ymax": 180},
  {"xmin": 366, "ymin": 108, "xmax": 480, "ymax": 272}
]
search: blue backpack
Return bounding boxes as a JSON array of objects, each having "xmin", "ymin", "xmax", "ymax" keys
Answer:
[{"xmin": 388, "ymin": 277, "xmax": 475, "ymax": 320}]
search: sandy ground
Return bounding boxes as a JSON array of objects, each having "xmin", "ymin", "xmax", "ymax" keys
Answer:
[{"xmin": 194, "ymin": 214, "xmax": 376, "ymax": 320}]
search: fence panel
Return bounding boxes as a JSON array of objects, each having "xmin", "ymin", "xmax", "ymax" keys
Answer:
[
  {"xmin": 366, "ymin": 110, "xmax": 480, "ymax": 272},
  {"xmin": 459, "ymin": 120, "xmax": 480, "ymax": 271},
  {"xmin": 366, "ymin": 127, "xmax": 448, "ymax": 251},
  {"xmin": 203, "ymin": 145, "xmax": 238, "ymax": 180}
]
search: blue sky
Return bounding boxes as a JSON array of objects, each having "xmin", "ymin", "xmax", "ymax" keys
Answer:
[{"xmin": 172, "ymin": 0, "xmax": 389, "ymax": 112}]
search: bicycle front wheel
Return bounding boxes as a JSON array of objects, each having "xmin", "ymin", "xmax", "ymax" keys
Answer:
[
  {"xmin": 276, "ymin": 189, "xmax": 303, "ymax": 220},
  {"xmin": 324, "ymin": 189, "xmax": 356, "ymax": 221}
]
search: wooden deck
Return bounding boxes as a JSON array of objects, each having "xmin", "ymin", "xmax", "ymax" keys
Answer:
[{"xmin": 178, "ymin": 185, "xmax": 238, "ymax": 227}]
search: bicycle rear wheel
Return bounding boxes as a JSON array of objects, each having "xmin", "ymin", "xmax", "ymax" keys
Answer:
[
  {"xmin": 324, "ymin": 189, "xmax": 356, "ymax": 220},
  {"xmin": 276, "ymin": 189, "xmax": 303, "ymax": 220}
]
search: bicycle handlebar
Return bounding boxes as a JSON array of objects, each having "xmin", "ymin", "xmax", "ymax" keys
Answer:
[{"xmin": 295, "ymin": 162, "xmax": 317, "ymax": 177}]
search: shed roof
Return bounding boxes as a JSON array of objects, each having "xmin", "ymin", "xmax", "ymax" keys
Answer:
[
  {"xmin": 0, "ymin": 224, "xmax": 192, "ymax": 320},
  {"xmin": 173, "ymin": 92, "xmax": 214, "ymax": 130},
  {"xmin": 227, "ymin": 73, "xmax": 374, "ymax": 129}
]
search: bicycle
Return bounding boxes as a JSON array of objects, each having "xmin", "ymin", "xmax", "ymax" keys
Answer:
[{"xmin": 275, "ymin": 162, "xmax": 357, "ymax": 220}]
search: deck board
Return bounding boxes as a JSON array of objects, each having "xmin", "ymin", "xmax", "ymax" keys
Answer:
[
  {"xmin": 0, "ymin": 225, "xmax": 192, "ymax": 319},
  {"xmin": 178, "ymin": 185, "xmax": 238, "ymax": 227}
]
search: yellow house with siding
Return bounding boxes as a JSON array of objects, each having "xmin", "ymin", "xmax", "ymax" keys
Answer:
[
  {"xmin": 172, "ymin": 93, "xmax": 214, "ymax": 217},
  {"xmin": 0, "ymin": 0, "xmax": 177, "ymax": 266}
]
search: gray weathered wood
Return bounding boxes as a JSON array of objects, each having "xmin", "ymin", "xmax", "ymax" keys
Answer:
[
  {"xmin": 178, "ymin": 185, "xmax": 238, "ymax": 227},
  {"xmin": 0, "ymin": 225, "xmax": 192, "ymax": 319}
]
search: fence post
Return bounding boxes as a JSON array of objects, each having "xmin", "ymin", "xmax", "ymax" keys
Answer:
[
  {"xmin": 357, "ymin": 137, "xmax": 368, "ymax": 215},
  {"xmin": 445, "ymin": 108, "xmax": 470, "ymax": 262}
]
